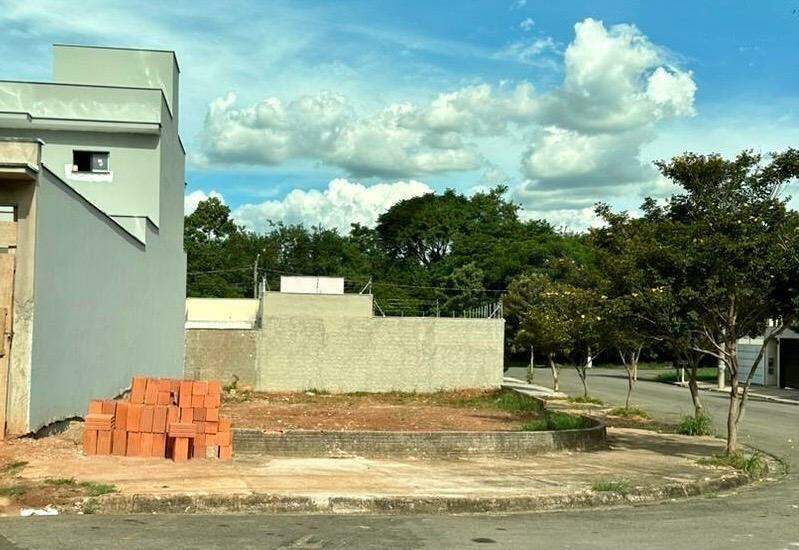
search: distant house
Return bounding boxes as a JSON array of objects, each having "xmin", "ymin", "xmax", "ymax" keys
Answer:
[
  {"xmin": 0, "ymin": 45, "xmax": 186, "ymax": 435},
  {"xmin": 737, "ymin": 326, "xmax": 799, "ymax": 389}
]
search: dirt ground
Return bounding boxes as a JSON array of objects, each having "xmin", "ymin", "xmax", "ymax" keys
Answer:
[{"xmin": 222, "ymin": 389, "xmax": 535, "ymax": 432}]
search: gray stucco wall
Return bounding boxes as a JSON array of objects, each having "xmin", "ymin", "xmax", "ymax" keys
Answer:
[{"xmin": 185, "ymin": 313, "xmax": 504, "ymax": 393}]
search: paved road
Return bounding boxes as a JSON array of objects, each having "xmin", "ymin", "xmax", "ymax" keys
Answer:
[{"xmin": 0, "ymin": 368, "xmax": 797, "ymax": 549}]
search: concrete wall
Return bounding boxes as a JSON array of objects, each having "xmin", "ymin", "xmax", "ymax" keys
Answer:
[
  {"xmin": 185, "ymin": 297, "xmax": 504, "ymax": 394},
  {"xmin": 186, "ymin": 298, "xmax": 260, "ymax": 324},
  {"xmin": 263, "ymin": 292, "xmax": 372, "ymax": 318},
  {"xmin": 25, "ymin": 169, "xmax": 185, "ymax": 430}
]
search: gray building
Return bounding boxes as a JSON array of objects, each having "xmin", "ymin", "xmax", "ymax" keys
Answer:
[
  {"xmin": 738, "ymin": 327, "xmax": 799, "ymax": 389},
  {"xmin": 0, "ymin": 45, "xmax": 186, "ymax": 435}
]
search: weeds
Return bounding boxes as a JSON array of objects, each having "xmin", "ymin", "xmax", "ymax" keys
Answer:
[
  {"xmin": 675, "ymin": 413, "xmax": 714, "ymax": 436},
  {"xmin": 0, "ymin": 485, "xmax": 26, "ymax": 497},
  {"xmin": 81, "ymin": 498, "xmax": 99, "ymax": 514},
  {"xmin": 44, "ymin": 478, "xmax": 77, "ymax": 487},
  {"xmin": 607, "ymin": 407, "xmax": 650, "ymax": 419},
  {"xmin": 591, "ymin": 479, "xmax": 632, "ymax": 495},
  {"xmin": 698, "ymin": 451, "xmax": 766, "ymax": 477},
  {"xmin": 1, "ymin": 461, "xmax": 28, "ymax": 476},
  {"xmin": 655, "ymin": 368, "xmax": 717, "ymax": 384},
  {"xmin": 568, "ymin": 396, "xmax": 603, "ymax": 405},
  {"xmin": 79, "ymin": 482, "xmax": 117, "ymax": 497},
  {"xmin": 521, "ymin": 412, "xmax": 587, "ymax": 431}
]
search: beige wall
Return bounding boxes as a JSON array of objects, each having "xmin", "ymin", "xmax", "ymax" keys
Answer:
[
  {"xmin": 184, "ymin": 329, "xmax": 257, "ymax": 389},
  {"xmin": 263, "ymin": 292, "xmax": 372, "ymax": 318},
  {"xmin": 186, "ymin": 298, "xmax": 260, "ymax": 324}
]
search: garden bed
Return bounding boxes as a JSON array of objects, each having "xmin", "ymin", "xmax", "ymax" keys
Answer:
[{"xmin": 222, "ymin": 388, "xmax": 575, "ymax": 432}]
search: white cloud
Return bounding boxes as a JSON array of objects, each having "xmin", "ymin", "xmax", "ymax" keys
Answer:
[
  {"xmin": 184, "ymin": 189, "xmax": 224, "ymax": 215},
  {"xmin": 519, "ymin": 18, "xmax": 535, "ymax": 31},
  {"xmin": 493, "ymin": 36, "xmax": 560, "ymax": 67},
  {"xmin": 232, "ymin": 178, "xmax": 432, "ymax": 233},
  {"xmin": 522, "ymin": 206, "xmax": 605, "ymax": 233}
]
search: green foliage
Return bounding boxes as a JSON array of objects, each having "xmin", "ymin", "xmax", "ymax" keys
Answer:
[
  {"xmin": 675, "ymin": 413, "xmax": 714, "ymax": 436},
  {"xmin": 567, "ymin": 396, "xmax": 603, "ymax": 405},
  {"xmin": 81, "ymin": 498, "xmax": 99, "ymax": 514},
  {"xmin": 698, "ymin": 452, "xmax": 766, "ymax": 477},
  {"xmin": 521, "ymin": 412, "xmax": 588, "ymax": 431},
  {"xmin": 608, "ymin": 407, "xmax": 650, "ymax": 419},
  {"xmin": 591, "ymin": 479, "xmax": 632, "ymax": 495},
  {"xmin": 655, "ymin": 368, "xmax": 717, "ymax": 383},
  {"xmin": 451, "ymin": 389, "xmax": 543, "ymax": 414},
  {"xmin": 79, "ymin": 482, "xmax": 117, "ymax": 497},
  {"xmin": 0, "ymin": 485, "xmax": 26, "ymax": 497},
  {"xmin": 1, "ymin": 461, "xmax": 28, "ymax": 476},
  {"xmin": 45, "ymin": 478, "xmax": 77, "ymax": 486}
]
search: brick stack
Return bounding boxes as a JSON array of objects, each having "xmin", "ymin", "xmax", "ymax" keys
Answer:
[{"xmin": 82, "ymin": 377, "xmax": 233, "ymax": 461}]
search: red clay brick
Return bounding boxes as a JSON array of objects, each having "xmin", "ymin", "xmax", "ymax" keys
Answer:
[
  {"xmin": 85, "ymin": 413, "xmax": 115, "ymax": 431},
  {"xmin": 218, "ymin": 418, "xmax": 232, "ymax": 432},
  {"xmin": 157, "ymin": 391, "xmax": 170, "ymax": 406},
  {"xmin": 205, "ymin": 421, "xmax": 218, "ymax": 434},
  {"xmin": 127, "ymin": 432, "xmax": 141, "ymax": 456},
  {"xmin": 101, "ymin": 400, "xmax": 116, "ymax": 415},
  {"xmin": 115, "ymin": 402, "xmax": 129, "ymax": 429},
  {"xmin": 167, "ymin": 405, "xmax": 180, "ymax": 426},
  {"xmin": 83, "ymin": 429, "xmax": 98, "ymax": 455},
  {"xmin": 204, "ymin": 392, "xmax": 221, "ymax": 408},
  {"xmin": 204, "ymin": 433, "xmax": 217, "ymax": 447},
  {"xmin": 112, "ymin": 430, "xmax": 127, "ymax": 456},
  {"xmin": 179, "ymin": 381, "xmax": 193, "ymax": 408},
  {"xmin": 152, "ymin": 433, "xmax": 167, "ymax": 458},
  {"xmin": 168, "ymin": 422, "xmax": 196, "ymax": 438},
  {"xmin": 192, "ymin": 434, "xmax": 206, "ymax": 456},
  {"xmin": 153, "ymin": 406, "xmax": 168, "ymax": 433},
  {"xmin": 140, "ymin": 433, "xmax": 154, "ymax": 457},
  {"xmin": 144, "ymin": 379, "xmax": 159, "ymax": 405},
  {"xmin": 173, "ymin": 437, "xmax": 190, "ymax": 462},
  {"xmin": 192, "ymin": 380, "xmax": 208, "ymax": 395},
  {"xmin": 140, "ymin": 406, "xmax": 155, "ymax": 433},
  {"xmin": 191, "ymin": 394, "xmax": 204, "ymax": 408},
  {"xmin": 217, "ymin": 430, "xmax": 232, "ymax": 446},
  {"xmin": 205, "ymin": 408, "xmax": 219, "ymax": 422},
  {"xmin": 194, "ymin": 421, "xmax": 205, "ymax": 435},
  {"xmin": 97, "ymin": 430, "xmax": 113, "ymax": 455},
  {"xmin": 193, "ymin": 407, "xmax": 206, "ymax": 422},
  {"xmin": 171, "ymin": 380, "xmax": 181, "ymax": 394},
  {"xmin": 179, "ymin": 408, "xmax": 193, "ymax": 422},
  {"xmin": 87, "ymin": 400, "xmax": 104, "ymax": 414},
  {"xmin": 157, "ymin": 379, "xmax": 171, "ymax": 392},
  {"xmin": 127, "ymin": 404, "xmax": 142, "ymax": 432},
  {"xmin": 130, "ymin": 377, "xmax": 147, "ymax": 404},
  {"xmin": 218, "ymin": 445, "xmax": 232, "ymax": 461},
  {"xmin": 207, "ymin": 380, "xmax": 221, "ymax": 396}
]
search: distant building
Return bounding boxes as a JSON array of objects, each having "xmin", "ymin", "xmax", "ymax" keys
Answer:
[
  {"xmin": 737, "ymin": 326, "xmax": 799, "ymax": 389},
  {"xmin": 0, "ymin": 45, "xmax": 186, "ymax": 435}
]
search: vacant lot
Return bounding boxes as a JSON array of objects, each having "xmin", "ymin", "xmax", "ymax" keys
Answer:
[{"xmin": 223, "ymin": 389, "xmax": 566, "ymax": 432}]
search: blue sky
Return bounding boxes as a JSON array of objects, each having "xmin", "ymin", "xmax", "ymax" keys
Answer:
[{"xmin": 2, "ymin": 0, "xmax": 798, "ymax": 231}]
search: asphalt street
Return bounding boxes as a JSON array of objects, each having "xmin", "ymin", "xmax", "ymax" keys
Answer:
[{"xmin": 0, "ymin": 368, "xmax": 797, "ymax": 549}]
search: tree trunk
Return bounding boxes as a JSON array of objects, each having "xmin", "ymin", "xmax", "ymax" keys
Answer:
[
  {"xmin": 575, "ymin": 361, "xmax": 589, "ymax": 398},
  {"xmin": 724, "ymin": 339, "xmax": 740, "ymax": 455},
  {"xmin": 527, "ymin": 346, "xmax": 535, "ymax": 384},
  {"xmin": 548, "ymin": 353, "xmax": 559, "ymax": 392},
  {"xmin": 687, "ymin": 362, "xmax": 704, "ymax": 418}
]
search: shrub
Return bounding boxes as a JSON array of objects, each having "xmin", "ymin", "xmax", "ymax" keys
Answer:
[
  {"xmin": 568, "ymin": 396, "xmax": 603, "ymax": 405},
  {"xmin": 698, "ymin": 452, "xmax": 766, "ymax": 477},
  {"xmin": 675, "ymin": 413, "xmax": 713, "ymax": 436},
  {"xmin": 607, "ymin": 407, "xmax": 650, "ymax": 419},
  {"xmin": 591, "ymin": 479, "xmax": 632, "ymax": 495},
  {"xmin": 521, "ymin": 412, "xmax": 587, "ymax": 431}
]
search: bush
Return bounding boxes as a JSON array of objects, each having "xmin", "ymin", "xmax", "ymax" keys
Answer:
[
  {"xmin": 698, "ymin": 452, "xmax": 766, "ymax": 477},
  {"xmin": 521, "ymin": 412, "xmax": 587, "ymax": 431},
  {"xmin": 568, "ymin": 396, "xmax": 603, "ymax": 405},
  {"xmin": 591, "ymin": 479, "xmax": 632, "ymax": 495},
  {"xmin": 607, "ymin": 407, "xmax": 650, "ymax": 419},
  {"xmin": 655, "ymin": 368, "xmax": 718, "ymax": 384},
  {"xmin": 675, "ymin": 413, "xmax": 713, "ymax": 436}
]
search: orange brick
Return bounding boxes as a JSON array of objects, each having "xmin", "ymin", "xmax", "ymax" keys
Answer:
[
  {"xmin": 152, "ymin": 433, "xmax": 166, "ymax": 458},
  {"xmin": 205, "ymin": 421, "xmax": 218, "ymax": 434},
  {"xmin": 171, "ymin": 380, "xmax": 181, "ymax": 394},
  {"xmin": 217, "ymin": 430, "xmax": 232, "ymax": 446},
  {"xmin": 85, "ymin": 413, "xmax": 115, "ymax": 431},
  {"xmin": 194, "ymin": 407, "xmax": 206, "ymax": 422},
  {"xmin": 157, "ymin": 391, "xmax": 171, "ymax": 406},
  {"xmin": 179, "ymin": 408, "xmax": 193, "ymax": 422},
  {"xmin": 218, "ymin": 418, "xmax": 232, "ymax": 432},
  {"xmin": 127, "ymin": 404, "xmax": 142, "ymax": 432},
  {"xmin": 179, "ymin": 381, "xmax": 193, "ymax": 408},
  {"xmin": 140, "ymin": 433, "xmax": 154, "ymax": 457},
  {"xmin": 157, "ymin": 379, "xmax": 171, "ymax": 392},
  {"xmin": 168, "ymin": 422, "xmax": 196, "ymax": 438},
  {"xmin": 205, "ymin": 392, "xmax": 221, "ymax": 408},
  {"xmin": 204, "ymin": 433, "xmax": 217, "ymax": 446},
  {"xmin": 191, "ymin": 394, "xmax": 204, "ymax": 408},
  {"xmin": 101, "ymin": 400, "xmax": 116, "ymax": 415},
  {"xmin": 167, "ymin": 405, "xmax": 180, "ymax": 426},
  {"xmin": 206, "ymin": 408, "xmax": 219, "ymax": 422},
  {"xmin": 218, "ymin": 445, "xmax": 232, "ymax": 461},
  {"xmin": 194, "ymin": 421, "xmax": 205, "ymax": 435},
  {"xmin": 131, "ymin": 377, "xmax": 147, "ymax": 404},
  {"xmin": 88, "ymin": 400, "xmax": 104, "ymax": 414},
  {"xmin": 144, "ymin": 379, "xmax": 158, "ymax": 405},
  {"xmin": 97, "ymin": 430, "xmax": 113, "ymax": 455},
  {"xmin": 127, "ymin": 432, "xmax": 141, "ymax": 456},
  {"xmin": 140, "ymin": 406, "xmax": 155, "ymax": 433},
  {"xmin": 83, "ymin": 429, "xmax": 98, "ymax": 455},
  {"xmin": 112, "ymin": 430, "xmax": 127, "ymax": 456},
  {"xmin": 192, "ymin": 434, "xmax": 206, "ymax": 456},
  {"xmin": 173, "ymin": 437, "xmax": 190, "ymax": 462},
  {"xmin": 115, "ymin": 402, "xmax": 129, "ymax": 429},
  {"xmin": 207, "ymin": 380, "xmax": 221, "ymax": 396},
  {"xmin": 153, "ymin": 406, "xmax": 167, "ymax": 433},
  {"xmin": 192, "ymin": 381, "xmax": 208, "ymax": 395}
]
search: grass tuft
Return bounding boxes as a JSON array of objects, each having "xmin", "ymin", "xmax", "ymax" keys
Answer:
[
  {"xmin": 698, "ymin": 452, "xmax": 766, "ymax": 477},
  {"xmin": 1, "ymin": 461, "xmax": 28, "ymax": 476},
  {"xmin": 81, "ymin": 498, "xmax": 99, "ymax": 514},
  {"xmin": 607, "ymin": 407, "xmax": 650, "ymax": 419},
  {"xmin": 79, "ymin": 482, "xmax": 117, "ymax": 497},
  {"xmin": 568, "ymin": 396, "xmax": 603, "ymax": 405},
  {"xmin": 0, "ymin": 485, "xmax": 27, "ymax": 497},
  {"xmin": 591, "ymin": 479, "xmax": 632, "ymax": 495},
  {"xmin": 675, "ymin": 413, "xmax": 714, "ymax": 436},
  {"xmin": 45, "ymin": 478, "xmax": 77, "ymax": 487},
  {"xmin": 521, "ymin": 412, "xmax": 588, "ymax": 431},
  {"xmin": 655, "ymin": 368, "xmax": 718, "ymax": 384}
]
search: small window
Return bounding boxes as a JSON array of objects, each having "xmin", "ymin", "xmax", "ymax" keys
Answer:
[{"xmin": 73, "ymin": 151, "xmax": 110, "ymax": 173}]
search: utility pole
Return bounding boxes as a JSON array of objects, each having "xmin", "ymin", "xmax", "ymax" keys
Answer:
[{"xmin": 252, "ymin": 253, "xmax": 260, "ymax": 298}]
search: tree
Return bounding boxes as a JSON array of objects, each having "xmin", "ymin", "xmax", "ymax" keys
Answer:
[
  {"xmin": 648, "ymin": 149, "xmax": 799, "ymax": 453},
  {"xmin": 504, "ymin": 274, "xmax": 572, "ymax": 391}
]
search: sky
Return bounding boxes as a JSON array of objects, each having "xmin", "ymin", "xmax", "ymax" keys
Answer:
[{"xmin": 2, "ymin": 0, "xmax": 798, "ymax": 232}]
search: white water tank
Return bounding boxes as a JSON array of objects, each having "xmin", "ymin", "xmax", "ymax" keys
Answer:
[{"xmin": 280, "ymin": 276, "xmax": 345, "ymax": 295}]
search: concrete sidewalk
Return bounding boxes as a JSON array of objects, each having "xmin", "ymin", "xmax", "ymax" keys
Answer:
[{"xmin": 0, "ymin": 426, "xmax": 763, "ymax": 515}]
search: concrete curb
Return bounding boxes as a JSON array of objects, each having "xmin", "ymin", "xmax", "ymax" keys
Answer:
[
  {"xmin": 93, "ymin": 469, "xmax": 755, "ymax": 516},
  {"xmin": 671, "ymin": 382, "xmax": 799, "ymax": 406}
]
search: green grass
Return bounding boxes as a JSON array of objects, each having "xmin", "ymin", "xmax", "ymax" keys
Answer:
[
  {"xmin": 1, "ymin": 461, "xmax": 28, "ymax": 476},
  {"xmin": 698, "ymin": 452, "xmax": 766, "ymax": 477},
  {"xmin": 44, "ymin": 478, "xmax": 77, "ymax": 487},
  {"xmin": 675, "ymin": 413, "xmax": 714, "ymax": 436},
  {"xmin": 79, "ymin": 482, "xmax": 117, "ymax": 497},
  {"xmin": 81, "ymin": 498, "xmax": 99, "ymax": 514},
  {"xmin": 449, "ymin": 389, "xmax": 543, "ymax": 414},
  {"xmin": 591, "ymin": 479, "xmax": 632, "ymax": 495},
  {"xmin": 521, "ymin": 412, "xmax": 588, "ymax": 431},
  {"xmin": 567, "ymin": 396, "xmax": 604, "ymax": 405},
  {"xmin": 655, "ymin": 367, "xmax": 718, "ymax": 384},
  {"xmin": 607, "ymin": 407, "xmax": 650, "ymax": 419},
  {"xmin": 0, "ymin": 485, "xmax": 26, "ymax": 497}
]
